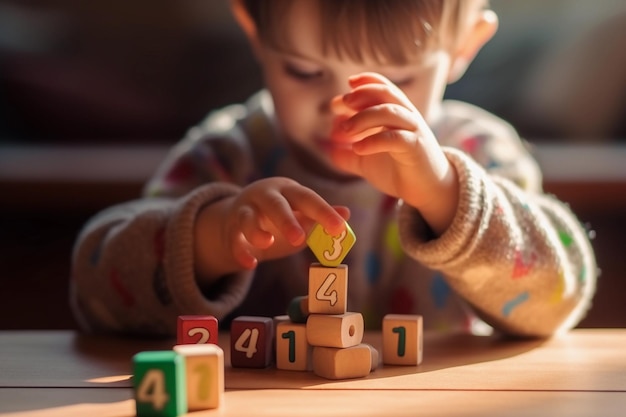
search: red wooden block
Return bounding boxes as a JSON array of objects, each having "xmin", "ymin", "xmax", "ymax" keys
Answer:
[
  {"xmin": 177, "ymin": 315, "xmax": 218, "ymax": 345},
  {"xmin": 230, "ymin": 316, "xmax": 274, "ymax": 368}
]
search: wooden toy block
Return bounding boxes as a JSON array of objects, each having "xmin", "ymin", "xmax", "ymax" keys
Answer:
[
  {"xmin": 272, "ymin": 315, "xmax": 290, "ymax": 356},
  {"xmin": 173, "ymin": 344, "xmax": 224, "ymax": 411},
  {"xmin": 287, "ymin": 295, "xmax": 309, "ymax": 323},
  {"xmin": 133, "ymin": 350, "xmax": 187, "ymax": 417},
  {"xmin": 306, "ymin": 312, "xmax": 364, "ymax": 348},
  {"xmin": 368, "ymin": 343, "xmax": 380, "ymax": 370},
  {"xmin": 276, "ymin": 321, "xmax": 311, "ymax": 371},
  {"xmin": 306, "ymin": 222, "xmax": 356, "ymax": 267},
  {"xmin": 308, "ymin": 263, "xmax": 348, "ymax": 314},
  {"xmin": 273, "ymin": 314, "xmax": 291, "ymax": 327},
  {"xmin": 312, "ymin": 343, "xmax": 378, "ymax": 380},
  {"xmin": 230, "ymin": 316, "xmax": 274, "ymax": 368},
  {"xmin": 177, "ymin": 315, "xmax": 218, "ymax": 345},
  {"xmin": 382, "ymin": 314, "xmax": 423, "ymax": 366}
]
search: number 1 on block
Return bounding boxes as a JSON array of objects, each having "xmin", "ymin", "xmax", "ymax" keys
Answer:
[
  {"xmin": 173, "ymin": 344, "xmax": 225, "ymax": 411},
  {"xmin": 382, "ymin": 314, "xmax": 423, "ymax": 366},
  {"xmin": 276, "ymin": 321, "xmax": 311, "ymax": 371}
]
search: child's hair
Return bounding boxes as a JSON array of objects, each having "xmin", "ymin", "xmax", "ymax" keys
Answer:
[{"xmin": 241, "ymin": 0, "xmax": 488, "ymax": 65}]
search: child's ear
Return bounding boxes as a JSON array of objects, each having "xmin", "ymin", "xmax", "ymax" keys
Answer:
[
  {"xmin": 448, "ymin": 10, "xmax": 498, "ymax": 83},
  {"xmin": 230, "ymin": 0, "xmax": 262, "ymax": 58}
]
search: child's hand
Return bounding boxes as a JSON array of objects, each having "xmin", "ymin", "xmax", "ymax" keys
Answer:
[
  {"xmin": 330, "ymin": 72, "xmax": 458, "ymax": 235},
  {"xmin": 196, "ymin": 177, "xmax": 350, "ymax": 276}
]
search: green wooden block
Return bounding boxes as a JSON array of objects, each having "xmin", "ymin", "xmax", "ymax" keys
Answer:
[
  {"xmin": 287, "ymin": 295, "xmax": 309, "ymax": 324},
  {"xmin": 133, "ymin": 350, "xmax": 187, "ymax": 417}
]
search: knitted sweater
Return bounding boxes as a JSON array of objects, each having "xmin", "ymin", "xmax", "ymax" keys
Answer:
[{"xmin": 70, "ymin": 90, "xmax": 597, "ymax": 337}]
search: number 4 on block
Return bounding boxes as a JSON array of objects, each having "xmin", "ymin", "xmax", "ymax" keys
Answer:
[
  {"xmin": 230, "ymin": 316, "xmax": 274, "ymax": 368},
  {"xmin": 133, "ymin": 351, "xmax": 187, "ymax": 417},
  {"xmin": 308, "ymin": 263, "xmax": 348, "ymax": 315},
  {"xmin": 382, "ymin": 314, "xmax": 423, "ymax": 366}
]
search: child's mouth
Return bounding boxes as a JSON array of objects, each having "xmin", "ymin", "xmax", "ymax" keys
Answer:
[{"xmin": 315, "ymin": 137, "xmax": 352, "ymax": 152}]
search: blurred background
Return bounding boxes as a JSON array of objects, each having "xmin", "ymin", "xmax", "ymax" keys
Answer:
[{"xmin": 0, "ymin": 0, "xmax": 624, "ymax": 330}]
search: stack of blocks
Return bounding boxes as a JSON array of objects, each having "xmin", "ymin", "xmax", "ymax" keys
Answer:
[
  {"xmin": 132, "ymin": 222, "xmax": 424, "ymax": 416},
  {"xmin": 276, "ymin": 222, "xmax": 423, "ymax": 377},
  {"xmin": 275, "ymin": 222, "xmax": 379, "ymax": 379},
  {"xmin": 133, "ymin": 315, "xmax": 224, "ymax": 417}
]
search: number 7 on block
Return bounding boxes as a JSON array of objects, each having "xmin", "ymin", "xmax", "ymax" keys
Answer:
[{"xmin": 308, "ymin": 263, "xmax": 348, "ymax": 315}]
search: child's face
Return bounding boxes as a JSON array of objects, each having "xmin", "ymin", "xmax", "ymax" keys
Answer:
[{"xmin": 255, "ymin": 1, "xmax": 454, "ymax": 177}]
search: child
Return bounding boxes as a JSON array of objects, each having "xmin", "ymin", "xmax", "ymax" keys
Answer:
[{"xmin": 71, "ymin": 0, "xmax": 596, "ymax": 337}]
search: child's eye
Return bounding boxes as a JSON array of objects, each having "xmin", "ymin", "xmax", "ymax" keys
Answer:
[{"xmin": 284, "ymin": 64, "xmax": 323, "ymax": 81}]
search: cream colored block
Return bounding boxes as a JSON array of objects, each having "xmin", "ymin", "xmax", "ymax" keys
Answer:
[
  {"xmin": 367, "ymin": 343, "xmax": 380, "ymax": 370},
  {"xmin": 272, "ymin": 315, "xmax": 291, "ymax": 357},
  {"xmin": 173, "ymin": 344, "xmax": 224, "ymax": 410},
  {"xmin": 308, "ymin": 263, "xmax": 348, "ymax": 314},
  {"xmin": 382, "ymin": 314, "xmax": 423, "ymax": 366},
  {"xmin": 312, "ymin": 343, "xmax": 378, "ymax": 380},
  {"xmin": 275, "ymin": 321, "xmax": 311, "ymax": 371},
  {"xmin": 306, "ymin": 312, "xmax": 363, "ymax": 348},
  {"xmin": 273, "ymin": 314, "xmax": 291, "ymax": 326}
]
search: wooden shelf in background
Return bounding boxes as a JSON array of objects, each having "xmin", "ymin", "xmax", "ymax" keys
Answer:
[{"xmin": 1, "ymin": 143, "xmax": 625, "ymax": 212}]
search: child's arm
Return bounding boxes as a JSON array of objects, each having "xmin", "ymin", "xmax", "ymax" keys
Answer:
[
  {"xmin": 193, "ymin": 177, "xmax": 349, "ymax": 283},
  {"xmin": 70, "ymin": 183, "xmax": 250, "ymax": 335},
  {"xmin": 331, "ymin": 73, "xmax": 596, "ymax": 337},
  {"xmin": 330, "ymin": 73, "xmax": 460, "ymax": 236},
  {"xmin": 398, "ymin": 147, "xmax": 596, "ymax": 337},
  {"xmin": 71, "ymin": 100, "xmax": 346, "ymax": 335}
]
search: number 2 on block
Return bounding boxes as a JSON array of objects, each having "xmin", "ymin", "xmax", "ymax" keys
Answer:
[
  {"xmin": 234, "ymin": 328, "xmax": 259, "ymax": 358},
  {"xmin": 316, "ymin": 273, "xmax": 338, "ymax": 306},
  {"xmin": 136, "ymin": 369, "xmax": 169, "ymax": 410},
  {"xmin": 187, "ymin": 327, "xmax": 210, "ymax": 344}
]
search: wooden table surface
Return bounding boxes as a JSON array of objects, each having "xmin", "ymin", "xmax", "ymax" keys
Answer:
[{"xmin": 1, "ymin": 329, "xmax": 625, "ymax": 416}]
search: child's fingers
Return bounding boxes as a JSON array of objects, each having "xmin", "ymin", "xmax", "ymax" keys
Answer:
[
  {"xmin": 342, "ymin": 84, "xmax": 405, "ymax": 112},
  {"xmin": 351, "ymin": 129, "xmax": 418, "ymax": 156},
  {"xmin": 328, "ymin": 147, "xmax": 364, "ymax": 178},
  {"xmin": 339, "ymin": 104, "xmax": 418, "ymax": 140},
  {"xmin": 236, "ymin": 179, "xmax": 348, "ymax": 250},
  {"xmin": 331, "ymin": 205, "xmax": 351, "ymax": 221},
  {"xmin": 231, "ymin": 232, "xmax": 259, "ymax": 270},
  {"xmin": 280, "ymin": 187, "xmax": 347, "ymax": 237},
  {"xmin": 346, "ymin": 73, "xmax": 416, "ymax": 111},
  {"xmin": 348, "ymin": 72, "xmax": 394, "ymax": 88},
  {"xmin": 252, "ymin": 190, "xmax": 308, "ymax": 246},
  {"xmin": 330, "ymin": 95, "xmax": 353, "ymax": 116},
  {"xmin": 237, "ymin": 205, "xmax": 274, "ymax": 249},
  {"xmin": 351, "ymin": 104, "xmax": 418, "ymax": 130}
]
